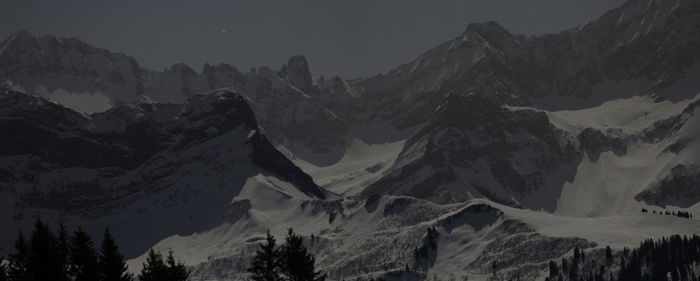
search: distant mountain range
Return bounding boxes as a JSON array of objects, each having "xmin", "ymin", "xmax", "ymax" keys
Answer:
[{"xmin": 1, "ymin": 0, "xmax": 700, "ymax": 280}]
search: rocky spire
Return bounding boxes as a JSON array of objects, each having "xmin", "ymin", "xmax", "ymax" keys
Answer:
[{"xmin": 284, "ymin": 55, "xmax": 314, "ymax": 93}]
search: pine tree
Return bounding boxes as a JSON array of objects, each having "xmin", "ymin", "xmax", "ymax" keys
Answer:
[
  {"xmin": 7, "ymin": 231, "xmax": 29, "ymax": 281},
  {"xmin": 605, "ymin": 246, "xmax": 613, "ymax": 262},
  {"xmin": 249, "ymin": 231, "xmax": 282, "ymax": 281},
  {"xmin": 561, "ymin": 258, "xmax": 568, "ymax": 273},
  {"xmin": 69, "ymin": 228, "xmax": 100, "ymax": 281},
  {"xmin": 27, "ymin": 218, "xmax": 65, "ymax": 281},
  {"xmin": 280, "ymin": 228, "xmax": 326, "ymax": 281},
  {"xmin": 568, "ymin": 260, "xmax": 578, "ymax": 281},
  {"xmin": 165, "ymin": 250, "xmax": 188, "ymax": 281},
  {"xmin": 57, "ymin": 223, "xmax": 70, "ymax": 281},
  {"xmin": 99, "ymin": 229, "xmax": 133, "ymax": 281},
  {"xmin": 138, "ymin": 249, "xmax": 187, "ymax": 281},
  {"xmin": 548, "ymin": 260, "xmax": 559, "ymax": 279},
  {"xmin": 138, "ymin": 249, "xmax": 166, "ymax": 281},
  {"xmin": 491, "ymin": 260, "xmax": 498, "ymax": 277}
]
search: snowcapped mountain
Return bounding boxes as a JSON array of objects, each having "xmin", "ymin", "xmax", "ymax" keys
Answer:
[
  {"xmin": 345, "ymin": 0, "xmax": 700, "ymax": 127},
  {"xmin": 361, "ymin": 92, "xmax": 580, "ymax": 211},
  {"xmin": 131, "ymin": 195, "xmax": 700, "ymax": 281},
  {"xmin": 0, "ymin": 87, "xmax": 329, "ymax": 256},
  {"xmin": 0, "ymin": 34, "xmax": 350, "ymax": 165},
  {"xmin": 339, "ymin": 0, "xmax": 700, "ymax": 213},
  {"xmin": 2, "ymin": 0, "xmax": 700, "ymax": 280}
]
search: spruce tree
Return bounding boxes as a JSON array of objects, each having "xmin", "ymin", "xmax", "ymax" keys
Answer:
[
  {"xmin": 69, "ymin": 228, "xmax": 100, "ymax": 281},
  {"xmin": 165, "ymin": 250, "xmax": 189, "ymax": 281},
  {"xmin": 280, "ymin": 228, "xmax": 326, "ymax": 281},
  {"xmin": 99, "ymin": 229, "xmax": 133, "ymax": 281},
  {"xmin": 548, "ymin": 260, "xmax": 559, "ymax": 279},
  {"xmin": 561, "ymin": 258, "xmax": 568, "ymax": 273},
  {"xmin": 249, "ymin": 231, "xmax": 282, "ymax": 281},
  {"xmin": 57, "ymin": 223, "xmax": 70, "ymax": 281},
  {"xmin": 138, "ymin": 249, "xmax": 187, "ymax": 281},
  {"xmin": 138, "ymin": 249, "xmax": 166, "ymax": 281},
  {"xmin": 27, "ymin": 218, "xmax": 65, "ymax": 281}
]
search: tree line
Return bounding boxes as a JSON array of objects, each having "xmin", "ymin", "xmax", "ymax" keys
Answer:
[
  {"xmin": 0, "ymin": 219, "xmax": 188, "ymax": 281},
  {"xmin": 641, "ymin": 208, "xmax": 693, "ymax": 219},
  {"xmin": 2, "ymin": 221, "xmax": 329, "ymax": 281},
  {"xmin": 546, "ymin": 234, "xmax": 700, "ymax": 281}
]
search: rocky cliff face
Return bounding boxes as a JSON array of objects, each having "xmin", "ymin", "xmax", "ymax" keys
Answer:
[
  {"xmin": 636, "ymin": 164, "xmax": 700, "ymax": 208},
  {"xmin": 0, "ymin": 87, "xmax": 327, "ymax": 220},
  {"xmin": 0, "ymin": 34, "xmax": 351, "ymax": 164},
  {"xmin": 362, "ymin": 93, "xmax": 580, "ymax": 210}
]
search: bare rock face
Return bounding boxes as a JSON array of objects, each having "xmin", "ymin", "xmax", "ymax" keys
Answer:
[
  {"xmin": 0, "ymin": 87, "xmax": 327, "ymax": 216},
  {"xmin": 363, "ymin": 92, "xmax": 580, "ymax": 210},
  {"xmin": 345, "ymin": 0, "xmax": 700, "ymax": 129},
  {"xmin": 636, "ymin": 164, "xmax": 700, "ymax": 208},
  {"xmin": 0, "ymin": 31, "xmax": 146, "ymax": 107},
  {"xmin": 0, "ymin": 33, "xmax": 350, "ymax": 163},
  {"xmin": 282, "ymin": 55, "xmax": 314, "ymax": 94},
  {"xmin": 577, "ymin": 128, "xmax": 627, "ymax": 161}
]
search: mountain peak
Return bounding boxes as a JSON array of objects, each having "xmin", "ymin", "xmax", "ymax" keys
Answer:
[
  {"xmin": 283, "ymin": 55, "xmax": 313, "ymax": 93},
  {"xmin": 464, "ymin": 21, "xmax": 511, "ymax": 37},
  {"xmin": 1, "ymin": 30, "xmax": 38, "ymax": 53},
  {"xmin": 8, "ymin": 30, "xmax": 35, "ymax": 41},
  {"xmin": 461, "ymin": 21, "xmax": 515, "ymax": 49}
]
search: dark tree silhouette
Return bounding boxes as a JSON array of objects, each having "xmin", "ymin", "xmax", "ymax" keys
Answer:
[
  {"xmin": 138, "ymin": 249, "xmax": 188, "ymax": 281},
  {"xmin": 69, "ymin": 228, "xmax": 100, "ymax": 281},
  {"xmin": 164, "ymin": 250, "xmax": 189, "ymax": 281},
  {"xmin": 27, "ymin": 219, "xmax": 66, "ymax": 281},
  {"xmin": 280, "ymin": 228, "xmax": 326, "ymax": 281},
  {"xmin": 4, "ymin": 223, "xmax": 189, "ymax": 281},
  {"xmin": 57, "ymin": 224, "xmax": 70, "ymax": 281},
  {"xmin": 249, "ymin": 231, "xmax": 282, "ymax": 281},
  {"xmin": 548, "ymin": 260, "xmax": 559, "ymax": 280},
  {"xmin": 98, "ymin": 229, "xmax": 133, "ymax": 281},
  {"xmin": 548, "ymin": 234, "xmax": 700, "ymax": 281},
  {"xmin": 138, "ymin": 249, "xmax": 167, "ymax": 281}
]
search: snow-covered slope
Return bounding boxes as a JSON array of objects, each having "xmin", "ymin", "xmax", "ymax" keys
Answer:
[
  {"xmin": 129, "ymin": 196, "xmax": 700, "ymax": 281},
  {"xmin": 292, "ymin": 138, "xmax": 406, "ymax": 196},
  {"xmin": 1, "ymin": 0, "xmax": 700, "ymax": 280},
  {"xmin": 545, "ymin": 94, "xmax": 700, "ymax": 216}
]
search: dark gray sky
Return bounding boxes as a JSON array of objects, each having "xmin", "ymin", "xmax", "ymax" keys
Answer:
[{"xmin": 1, "ymin": 0, "xmax": 626, "ymax": 78}]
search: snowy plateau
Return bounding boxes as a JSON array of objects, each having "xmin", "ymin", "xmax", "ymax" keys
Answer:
[{"xmin": 1, "ymin": 0, "xmax": 700, "ymax": 280}]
